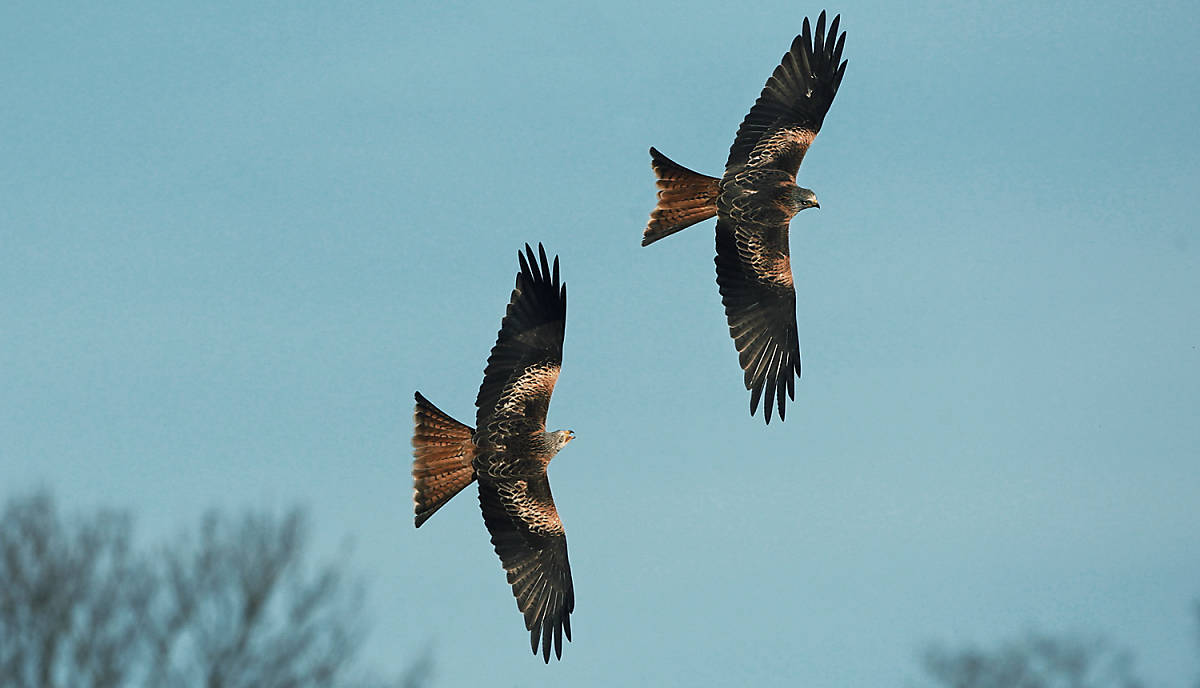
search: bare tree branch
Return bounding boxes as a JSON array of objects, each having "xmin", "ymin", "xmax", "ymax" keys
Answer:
[
  {"xmin": 0, "ymin": 491, "xmax": 427, "ymax": 688},
  {"xmin": 921, "ymin": 632, "xmax": 1146, "ymax": 688},
  {"xmin": 0, "ymin": 492, "xmax": 150, "ymax": 688}
]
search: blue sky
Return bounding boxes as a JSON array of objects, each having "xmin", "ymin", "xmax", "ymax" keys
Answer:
[{"xmin": 2, "ymin": 1, "xmax": 1198, "ymax": 685}]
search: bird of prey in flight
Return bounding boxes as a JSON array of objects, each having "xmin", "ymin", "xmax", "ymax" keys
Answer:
[
  {"xmin": 412, "ymin": 244, "xmax": 575, "ymax": 662},
  {"xmin": 642, "ymin": 11, "xmax": 847, "ymax": 423}
]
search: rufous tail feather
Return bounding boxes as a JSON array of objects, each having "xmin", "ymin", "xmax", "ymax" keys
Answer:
[
  {"xmin": 412, "ymin": 391, "xmax": 476, "ymax": 527},
  {"xmin": 643, "ymin": 147, "xmax": 720, "ymax": 246}
]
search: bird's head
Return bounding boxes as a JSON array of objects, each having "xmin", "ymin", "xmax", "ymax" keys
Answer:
[
  {"xmin": 791, "ymin": 186, "xmax": 820, "ymax": 211},
  {"xmin": 550, "ymin": 429, "xmax": 575, "ymax": 452}
]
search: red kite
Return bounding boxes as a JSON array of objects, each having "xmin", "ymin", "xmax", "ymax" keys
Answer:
[
  {"xmin": 412, "ymin": 244, "xmax": 574, "ymax": 662},
  {"xmin": 643, "ymin": 11, "xmax": 848, "ymax": 423}
]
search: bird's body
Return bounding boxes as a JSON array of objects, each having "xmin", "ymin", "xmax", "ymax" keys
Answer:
[
  {"xmin": 643, "ymin": 11, "xmax": 847, "ymax": 423},
  {"xmin": 720, "ymin": 167, "xmax": 816, "ymax": 233},
  {"xmin": 475, "ymin": 428, "xmax": 572, "ymax": 480},
  {"xmin": 412, "ymin": 244, "xmax": 575, "ymax": 663}
]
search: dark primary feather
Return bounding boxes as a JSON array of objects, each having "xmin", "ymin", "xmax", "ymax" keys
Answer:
[
  {"xmin": 725, "ymin": 10, "xmax": 847, "ymax": 176},
  {"xmin": 474, "ymin": 243, "xmax": 566, "ymax": 440}
]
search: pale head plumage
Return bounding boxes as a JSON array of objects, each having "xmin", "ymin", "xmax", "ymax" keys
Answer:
[{"xmin": 547, "ymin": 429, "xmax": 574, "ymax": 456}]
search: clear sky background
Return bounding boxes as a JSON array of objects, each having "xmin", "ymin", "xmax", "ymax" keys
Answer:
[{"xmin": 2, "ymin": 1, "xmax": 1198, "ymax": 685}]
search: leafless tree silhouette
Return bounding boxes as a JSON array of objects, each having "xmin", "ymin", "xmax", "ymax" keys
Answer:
[
  {"xmin": 0, "ymin": 491, "xmax": 428, "ymax": 688},
  {"xmin": 919, "ymin": 632, "xmax": 1145, "ymax": 688}
]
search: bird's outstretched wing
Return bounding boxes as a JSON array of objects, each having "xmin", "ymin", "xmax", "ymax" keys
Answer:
[
  {"xmin": 714, "ymin": 215, "xmax": 801, "ymax": 423},
  {"xmin": 472, "ymin": 244, "xmax": 574, "ymax": 661},
  {"xmin": 725, "ymin": 11, "xmax": 847, "ymax": 176},
  {"xmin": 474, "ymin": 243, "xmax": 566, "ymax": 445},
  {"xmin": 478, "ymin": 476, "xmax": 574, "ymax": 662}
]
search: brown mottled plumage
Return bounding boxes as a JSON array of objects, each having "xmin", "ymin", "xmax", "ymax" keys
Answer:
[
  {"xmin": 643, "ymin": 11, "xmax": 848, "ymax": 423},
  {"xmin": 412, "ymin": 243, "xmax": 575, "ymax": 663},
  {"xmin": 412, "ymin": 393, "xmax": 476, "ymax": 527}
]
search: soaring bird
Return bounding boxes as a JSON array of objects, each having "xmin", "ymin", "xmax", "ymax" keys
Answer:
[
  {"xmin": 412, "ymin": 243, "xmax": 575, "ymax": 662},
  {"xmin": 642, "ymin": 11, "xmax": 847, "ymax": 423}
]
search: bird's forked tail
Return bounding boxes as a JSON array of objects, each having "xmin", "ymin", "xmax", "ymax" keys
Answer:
[
  {"xmin": 643, "ymin": 147, "xmax": 720, "ymax": 246},
  {"xmin": 412, "ymin": 392, "xmax": 476, "ymax": 527}
]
